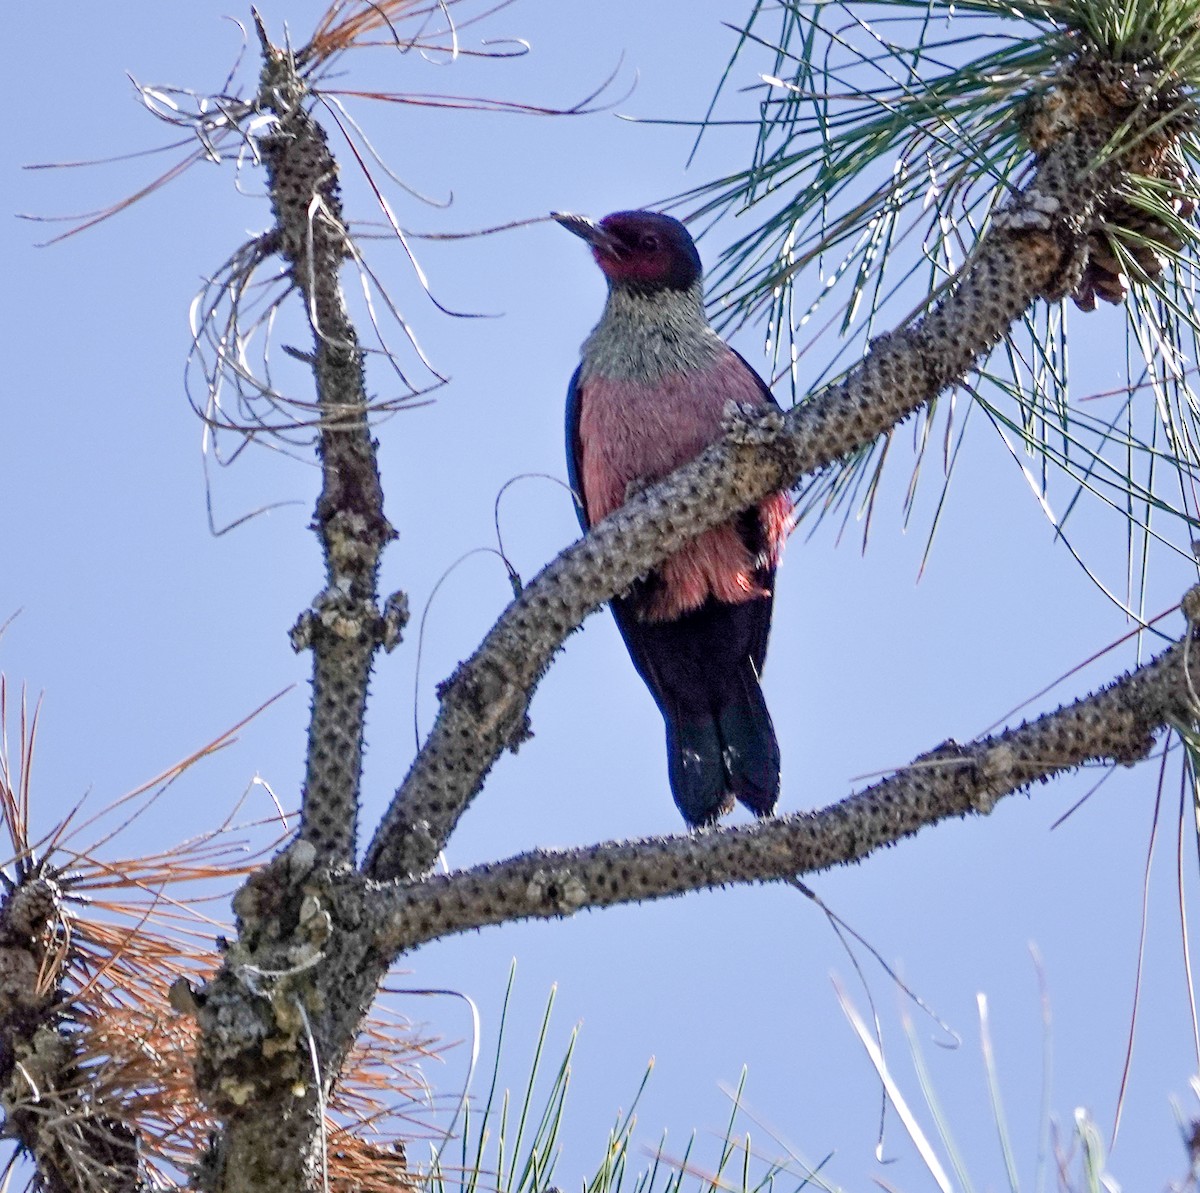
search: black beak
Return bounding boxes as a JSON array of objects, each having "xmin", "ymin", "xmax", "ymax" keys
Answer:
[{"xmin": 552, "ymin": 212, "xmax": 623, "ymax": 257}]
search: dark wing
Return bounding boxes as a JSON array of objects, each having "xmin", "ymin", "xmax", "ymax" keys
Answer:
[
  {"xmin": 728, "ymin": 347, "xmax": 783, "ymax": 413},
  {"xmin": 565, "ymin": 365, "xmax": 590, "ymax": 533},
  {"xmin": 609, "ymin": 593, "xmax": 780, "ymax": 824}
]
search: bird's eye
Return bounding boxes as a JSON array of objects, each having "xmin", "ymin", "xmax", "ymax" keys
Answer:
[{"xmin": 641, "ymin": 234, "xmax": 660, "ymax": 252}]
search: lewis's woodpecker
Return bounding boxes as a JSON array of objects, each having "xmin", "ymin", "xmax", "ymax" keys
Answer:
[{"xmin": 556, "ymin": 209, "xmax": 793, "ymax": 827}]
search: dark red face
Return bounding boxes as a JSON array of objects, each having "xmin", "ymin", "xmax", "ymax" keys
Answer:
[{"xmin": 555, "ymin": 210, "xmax": 703, "ymax": 292}]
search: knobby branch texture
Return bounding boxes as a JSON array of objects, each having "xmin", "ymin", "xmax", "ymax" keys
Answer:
[
  {"xmin": 0, "ymin": 874, "xmax": 141, "ymax": 1193},
  {"xmin": 363, "ymin": 117, "xmax": 1118, "ymax": 882},
  {"xmin": 190, "ymin": 29, "xmax": 398, "ymax": 1193},
  {"xmin": 375, "ymin": 611, "xmax": 1198, "ymax": 950},
  {"xmin": 257, "ymin": 26, "xmax": 397, "ymax": 865},
  {"xmin": 138, "ymin": 41, "xmax": 1176, "ymax": 1193}
]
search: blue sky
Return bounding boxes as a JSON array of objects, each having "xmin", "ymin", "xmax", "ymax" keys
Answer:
[{"xmin": 4, "ymin": 2, "xmax": 1199, "ymax": 1188}]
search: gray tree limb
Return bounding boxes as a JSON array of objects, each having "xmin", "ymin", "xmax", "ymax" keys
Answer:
[
  {"xmin": 256, "ymin": 16, "xmax": 398, "ymax": 866},
  {"xmin": 191, "ymin": 24, "xmax": 398, "ymax": 1190},
  {"xmin": 371, "ymin": 611, "xmax": 1195, "ymax": 951},
  {"xmin": 185, "ymin": 40, "xmax": 1172, "ymax": 1193},
  {"xmin": 362, "ymin": 116, "xmax": 1116, "ymax": 882}
]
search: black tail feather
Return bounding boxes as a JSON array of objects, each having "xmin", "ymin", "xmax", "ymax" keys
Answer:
[
  {"xmin": 611, "ymin": 592, "xmax": 780, "ymax": 827},
  {"xmin": 666, "ymin": 675, "xmax": 779, "ymax": 826},
  {"xmin": 716, "ymin": 665, "xmax": 779, "ymax": 817},
  {"xmin": 666, "ymin": 714, "xmax": 733, "ymax": 827}
]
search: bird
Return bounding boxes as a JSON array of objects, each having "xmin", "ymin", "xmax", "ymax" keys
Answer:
[{"xmin": 555, "ymin": 209, "xmax": 793, "ymax": 828}]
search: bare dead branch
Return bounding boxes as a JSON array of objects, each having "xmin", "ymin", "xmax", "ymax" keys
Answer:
[{"xmin": 251, "ymin": 32, "xmax": 398, "ymax": 865}]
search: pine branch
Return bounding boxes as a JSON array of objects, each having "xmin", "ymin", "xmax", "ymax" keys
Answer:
[
  {"xmin": 185, "ymin": 24, "xmax": 402, "ymax": 1190},
  {"xmin": 373, "ymin": 601, "xmax": 1195, "ymax": 950},
  {"xmin": 183, "ymin": 28, "xmax": 1193, "ymax": 1193},
  {"xmin": 0, "ymin": 872, "xmax": 143, "ymax": 1193},
  {"xmin": 363, "ymin": 97, "xmax": 1121, "ymax": 882},
  {"xmin": 251, "ymin": 20, "xmax": 402, "ymax": 864}
]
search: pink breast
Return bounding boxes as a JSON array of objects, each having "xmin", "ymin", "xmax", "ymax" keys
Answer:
[{"xmin": 578, "ymin": 349, "xmax": 793, "ymax": 621}]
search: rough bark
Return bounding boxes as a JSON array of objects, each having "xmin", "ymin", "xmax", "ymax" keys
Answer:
[
  {"xmin": 0, "ymin": 870, "xmax": 143, "ymax": 1192},
  {"xmin": 194, "ymin": 846, "xmax": 383, "ymax": 1193},
  {"xmin": 256, "ymin": 20, "xmax": 398, "ymax": 867},
  {"xmin": 362, "ymin": 121, "xmax": 1116, "ymax": 883},
  {"xmin": 192, "ymin": 26, "xmax": 398, "ymax": 1191},
  {"xmin": 106, "ymin": 35, "xmax": 1188, "ymax": 1193},
  {"xmin": 370, "ymin": 613, "xmax": 1192, "ymax": 949}
]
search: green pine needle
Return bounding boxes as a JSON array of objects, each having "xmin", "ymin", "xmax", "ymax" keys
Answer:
[{"xmin": 682, "ymin": 0, "xmax": 1200, "ymax": 611}]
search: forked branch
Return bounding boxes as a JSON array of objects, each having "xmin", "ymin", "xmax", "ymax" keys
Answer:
[{"xmin": 364, "ymin": 112, "xmax": 1121, "ymax": 882}]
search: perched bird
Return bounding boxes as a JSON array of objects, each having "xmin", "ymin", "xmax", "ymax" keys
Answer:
[{"xmin": 556, "ymin": 209, "xmax": 793, "ymax": 827}]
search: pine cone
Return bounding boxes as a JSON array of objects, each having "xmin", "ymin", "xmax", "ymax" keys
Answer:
[{"xmin": 1072, "ymin": 170, "xmax": 1196, "ymax": 310}]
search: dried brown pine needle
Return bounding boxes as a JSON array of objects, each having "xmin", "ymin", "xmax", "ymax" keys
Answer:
[{"xmin": 2, "ymin": 681, "xmax": 444, "ymax": 1187}]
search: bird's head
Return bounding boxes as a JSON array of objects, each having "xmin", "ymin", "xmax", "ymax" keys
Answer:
[{"xmin": 553, "ymin": 210, "xmax": 702, "ymax": 293}]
